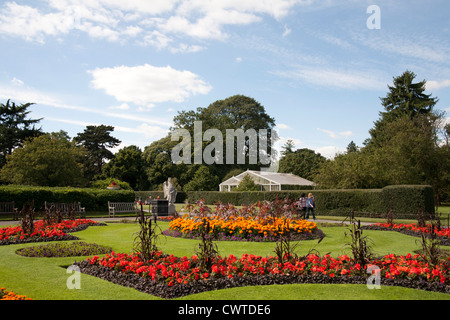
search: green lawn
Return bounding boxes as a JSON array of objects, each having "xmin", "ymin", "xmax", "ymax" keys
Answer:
[{"xmin": 1, "ymin": 220, "xmax": 450, "ymax": 300}]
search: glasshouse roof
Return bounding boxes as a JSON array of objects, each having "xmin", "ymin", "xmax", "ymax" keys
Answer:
[{"xmin": 219, "ymin": 169, "xmax": 315, "ymax": 192}]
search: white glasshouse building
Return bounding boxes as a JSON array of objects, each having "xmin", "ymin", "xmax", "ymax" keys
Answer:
[{"xmin": 219, "ymin": 169, "xmax": 315, "ymax": 192}]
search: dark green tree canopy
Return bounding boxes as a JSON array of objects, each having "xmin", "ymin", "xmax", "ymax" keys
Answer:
[
  {"xmin": 278, "ymin": 148, "xmax": 325, "ymax": 181},
  {"xmin": 101, "ymin": 145, "xmax": 147, "ymax": 190},
  {"xmin": 172, "ymin": 95, "xmax": 277, "ymax": 178},
  {"xmin": 346, "ymin": 141, "xmax": 358, "ymax": 154},
  {"xmin": 0, "ymin": 99, "xmax": 42, "ymax": 167},
  {"xmin": 183, "ymin": 165, "xmax": 220, "ymax": 192},
  {"xmin": 367, "ymin": 70, "xmax": 438, "ymax": 148},
  {"xmin": 381, "ymin": 70, "xmax": 436, "ymax": 116},
  {"xmin": 74, "ymin": 125, "xmax": 121, "ymax": 178},
  {"xmin": 0, "ymin": 131, "xmax": 86, "ymax": 187},
  {"xmin": 144, "ymin": 95, "xmax": 277, "ymax": 190},
  {"xmin": 173, "ymin": 94, "xmax": 275, "ymax": 132}
]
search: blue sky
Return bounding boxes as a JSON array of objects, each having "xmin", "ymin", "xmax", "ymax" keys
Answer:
[{"xmin": 0, "ymin": 0, "xmax": 449, "ymax": 159}]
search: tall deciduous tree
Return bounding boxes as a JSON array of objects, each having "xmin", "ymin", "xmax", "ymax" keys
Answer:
[
  {"xmin": 101, "ymin": 145, "xmax": 147, "ymax": 190},
  {"xmin": 279, "ymin": 148, "xmax": 325, "ymax": 181},
  {"xmin": 74, "ymin": 125, "xmax": 121, "ymax": 179},
  {"xmin": 144, "ymin": 95, "xmax": 277, "ymax": 190},
  {"xmin": 172, "ymin": 94, "xmax": 276, "ymax": 177},
  {"xmin": 143, "ymin": 135, "xmax": 187, "ymax": 190},
  {"xmin": 0, "ymin": 100, "xmax": 42, "ymax": 167},
  {"xmin": 0, "ymin": 131, "xmax": 86, "ymax": 187}
]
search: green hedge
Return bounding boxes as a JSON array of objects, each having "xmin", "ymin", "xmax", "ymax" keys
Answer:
[
  {"xmin": 135, "ymin": 191, "xmax": 188, "ymax": 203},
  {"xmin": 0, "ymin": 185, "xmax": 135, "ymax": 212},
  {"xmin": 380, "ymin": 185, "xmax": 435, "ymax": 217},
  {"xmin": 183, "ymin": 185, "xmax": 434, "ymax": 218}
]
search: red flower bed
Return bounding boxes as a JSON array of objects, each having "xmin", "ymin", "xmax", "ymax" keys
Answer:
[
  {"xmin": 0, "ymin": 219, "xmax": 100, "ymax": 245},
  {"xmin": 374, "ymin": 222, "xmax": 450, "ymax": 238},
  {"xmin": 79, "ymin": 251, "xmax": 450, "ymax": 298}
]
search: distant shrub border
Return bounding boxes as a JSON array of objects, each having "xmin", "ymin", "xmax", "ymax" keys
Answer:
[
  {"xmin": 181, "ymin": 185, "xmax": 434, "ymax": 218},
  {"xmin": 0, "ymin": 184, "xmax": 433, "ymax": 218}
]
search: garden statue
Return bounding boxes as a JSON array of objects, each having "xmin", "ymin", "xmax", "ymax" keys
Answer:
[{"xmin": 163, "ymin": 177, "xmax": 177, "ymax": 215}]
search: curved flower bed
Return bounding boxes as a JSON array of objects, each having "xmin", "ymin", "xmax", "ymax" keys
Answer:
[
  {"xmin": 165, "ymin": 216, "xmax": 321, "ymax": 242},
  {"xmin": 16, "ymin": 241, "xmax": 112, "ymax": 258},
  {"xmin": 0, "ymin": 219, "xmax": 103, "ymax": 245},
  {"xmin": 363, "ymin": 223, "xmax": 450, "ymax": 246},
  {"xmin": 76, "ymin": 251, "xmax": 450, "ymax": 298}
]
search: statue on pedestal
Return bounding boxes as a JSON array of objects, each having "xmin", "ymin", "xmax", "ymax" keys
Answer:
[{"xmin": 163, "ymin": 177, "xmax": 177, "ymax": 215}]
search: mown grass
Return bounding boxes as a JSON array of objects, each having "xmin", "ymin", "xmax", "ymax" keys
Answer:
[{"xmin": 1, "ymin": 220, "xmax": 450, "ymax": 300}]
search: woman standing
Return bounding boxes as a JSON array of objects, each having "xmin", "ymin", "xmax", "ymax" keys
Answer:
[{"xmin": 306, "ymin": 193, "xmax": 316, "ymax": 220}]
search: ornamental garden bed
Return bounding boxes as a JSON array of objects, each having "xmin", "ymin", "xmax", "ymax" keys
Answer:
[
  {"xmin": 16, "ymin": 241, "xmax": 112, "ymax": 258},
  {"xmin": 75, "ymin": 251, "xmax": 450, "ymax": 299},
  {"xmin": 3, "ymin": 199, "xmax": 450, "ymax": 300},
  {"xmin": 164, "ymin": 215, "xmax": 324, "ymax": 242},
  {"xmin": 72, "ymin": 200, "xmax": 450, "ymax": 298},
  {"xmin": 363, "ymin": 222, "xmax": 450, "ymax": 246},
  {"xmin": 0, "ymin": 219, "xmax": 106, "ymax": 245}
]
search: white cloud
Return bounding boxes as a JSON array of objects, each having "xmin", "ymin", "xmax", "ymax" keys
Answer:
[
  {"xmin": 136, "ymin": 104, "xmax": 156, "ymax": 112},
  {"xmin": 0, "ymin": 84, "xmax": 173, "ymax": 127},
  {"xmin": 276, "ymin": 67, "xmax": 386, "ymax": 90},
  {"xmin": 314, "ymin": 146, "xmax": 345, "ymax": 159},
  {"xmin": 0, "ymin": 0, "xmax": 309, "ymax": 47},
  {"xmin": 317, "ymin": 128, "xmax": 337, "ymax": 139},
  {"xmin": 11, "ymin": 77, "xmax": 24, "ymax": 86},
  {"xmin": 338, "ymin": 130, "xmax": 353, "ymax": 138},
  {"xmin": 0, "ymin": 2, "xmax": 74, "ymax": 43},
  {"xmin": 169, "ymin": 43, "xmax": 205, "ymax": 54},
  {"xmin": 274, "ymin": 136, "xmax": 303, "ymax": 158},
  {"xmin": 317, "ymin": 128, "xmax": 353, "ymax": 139},
  {"xmin": 426, "ymin": 80, "xmax": 450, "ymax": 91},
  {"xmin": 282, "ymin": 24, "xmax": 291, "ymax": 37},
  {"xmin": 353, "ymin": 31, "xmax": 450, "ymax": 64},
  {"xmin": 108, "ymin": 103, "xmax": 131, "ymax": 110},
  {"xmin": 88, "ymin": 64, "xmax": 212, "ymax": 105},
  {"xmin": 98, "ymin": 0, "xmax": 178, "ymax": 15},
  {"xmin": 275, "ymin": 123, "xmax": 290, "ymax": 130},
  {"xmin": 137, "ymin": 30, "xmax": 173, "ymax": 49},
  {"xmin": 46, "ymin": 117, "xmax": 168, "ymax": 141}
]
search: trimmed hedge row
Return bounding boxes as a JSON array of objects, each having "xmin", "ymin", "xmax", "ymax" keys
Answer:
[
  {"xmin": 135, "ymin": 191, "xmax": 188, "ymax": 204},
  {"xmin": 1, "ymin": 184, "xmax": 434, "ymax": 217},
  {"xmin": 0, "ymin": 185, "xmax": 135, "ymax": 212},
  {"xmin": 183, "ymin": 185, "xmax": 434, "ymax": 218}
]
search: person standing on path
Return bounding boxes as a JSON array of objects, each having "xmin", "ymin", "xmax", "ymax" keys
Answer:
[{"xmin": 306, "ymin": 193, "xmax": 316, "ymax": 220}]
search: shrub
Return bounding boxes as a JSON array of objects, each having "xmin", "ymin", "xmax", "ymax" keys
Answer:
[
  {"xmin": 0, "ymin": 185, "xmax": 135, "ymax": 212},
  {"xmin": 90, "ymin": 178, "xmax": 133, "ymax": 190},
  {"xmin": 381, "ymin": 185, "xmax": 435, "ymax": 217}
]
